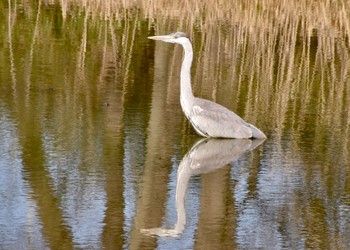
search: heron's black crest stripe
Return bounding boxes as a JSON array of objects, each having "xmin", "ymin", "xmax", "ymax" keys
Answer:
[{"xmin": 171, "ymin": 32, "xmax": 189, "ymax": 39}]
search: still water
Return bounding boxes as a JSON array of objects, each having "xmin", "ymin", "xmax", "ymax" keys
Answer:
[{"xmin": 1, "ymin": 1, "xmax": 350, "ymax": 249}]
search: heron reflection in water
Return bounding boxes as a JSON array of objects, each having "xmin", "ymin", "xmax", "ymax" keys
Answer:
[
  {"xmin": 141, "ymin": 138, "xmax": 264, "ymax": 237},
  {"xmin": 148, "ymin": 32, "xmax": 266, "ymax": 139}
]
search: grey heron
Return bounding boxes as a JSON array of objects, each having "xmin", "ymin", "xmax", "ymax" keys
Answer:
[{"xmin": 148, "ymin": 32, "xmax": 266, "ymax": 139}]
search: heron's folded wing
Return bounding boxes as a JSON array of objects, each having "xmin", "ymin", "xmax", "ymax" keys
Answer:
[{"xmin": 191, "ymin": 99, "xmax": 252, "ymax": 138}]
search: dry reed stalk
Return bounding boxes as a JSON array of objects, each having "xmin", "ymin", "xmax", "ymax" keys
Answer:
[
  {"xmin": 25, "ymin": 0, "xmax": 41, "ymax": 107},
  {"xmin": 7, "ymin": 0, "xmax": 17, "ymax": 90}
]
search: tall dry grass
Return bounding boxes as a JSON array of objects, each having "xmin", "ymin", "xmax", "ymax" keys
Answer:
[
  {"xmin": 6, "ymin": 0, "xmax": 350, "ymax": 162},
  {"xmin": 3, "ymin": 1, "xmax": 350, "ymax": 249}
]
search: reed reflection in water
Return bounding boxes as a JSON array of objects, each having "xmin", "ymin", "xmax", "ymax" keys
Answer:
[{"xmin": 1, "ymin": 0, "xmax": 350, "ymax": 249}]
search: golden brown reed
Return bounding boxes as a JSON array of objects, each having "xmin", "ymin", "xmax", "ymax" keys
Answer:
[
  {"xmin": 6, "ymin": 0, "xmax": 350, "ymax": 166},
  {"xmin": 3, "ymin": 1, "xmax": 350, "ymax": 248}
]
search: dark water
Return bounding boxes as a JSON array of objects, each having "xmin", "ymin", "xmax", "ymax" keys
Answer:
[{"xmin": 1, "ymin": 1, "xmax": 350, "ymax": 249}]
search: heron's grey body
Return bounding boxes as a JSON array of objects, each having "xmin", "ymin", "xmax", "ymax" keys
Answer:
[{"xmin": 148, "ymin": 32, "xmax": 266, "ymax": 139}]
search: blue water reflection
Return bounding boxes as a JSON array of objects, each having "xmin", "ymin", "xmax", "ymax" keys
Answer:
[
  {"xmin": 1, "ymin": 1, "xmax": 350, "ymax": 249},
  {"xmin": 0, "ymin": 108, "xmax": 46, "ymax": 249}
]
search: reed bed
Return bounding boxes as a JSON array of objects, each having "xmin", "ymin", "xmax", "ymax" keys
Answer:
[
  {"xmin": 4, "ymin": 0, "xmax": 350, "ymax": 161},
  {"xmin": 2, "ymin": 1, "xmax": 350, "ymax": 248}
]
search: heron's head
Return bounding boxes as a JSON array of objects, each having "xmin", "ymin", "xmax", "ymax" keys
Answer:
[{"xmin": 148, "ymin": 32, "xmax": 189, "ymax": 45}]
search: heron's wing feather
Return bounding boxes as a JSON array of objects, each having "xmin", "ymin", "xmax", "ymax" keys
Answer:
[{"xmin": 190, "ymin": 98, "xmax": 252, "ymax": 138}]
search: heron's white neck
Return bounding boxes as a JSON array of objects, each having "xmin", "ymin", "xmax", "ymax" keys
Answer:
[{"xmin": 180, "ymin": 40, "xmax": 194, "ymax": 115}]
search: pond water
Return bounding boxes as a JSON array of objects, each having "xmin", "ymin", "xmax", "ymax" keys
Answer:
[{"xmin": 1, "ymin": 1, "xmax": 350, "ymax": 249}]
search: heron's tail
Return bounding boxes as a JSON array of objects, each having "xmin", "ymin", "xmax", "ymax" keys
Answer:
[{"xmin": 248, "ymin": 124, "xmax": 267, "ymax": 139}]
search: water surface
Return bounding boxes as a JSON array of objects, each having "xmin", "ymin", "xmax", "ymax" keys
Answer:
[{"xmin": 1, "ymin": 1, "xmax": 350, "ymax": 249}]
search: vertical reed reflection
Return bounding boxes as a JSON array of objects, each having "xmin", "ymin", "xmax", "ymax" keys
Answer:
[
  {"xmin": 1, "ymin": 0, "xmax": 350, "ymax": 249},
  {"xmin": 100, "ymin": 20, "xmax": 126, "ymax": 249},
  {"xmin": 11, "ymin": 60, "xmax": 74, "ymax": 250},
  {"xmin": 127, "ymin": 27, "xmax": 185, "ymax": 249}
]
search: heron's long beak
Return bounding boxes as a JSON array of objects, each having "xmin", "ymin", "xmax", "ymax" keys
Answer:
[{"xmin": 148, "ymin": 35, "xmax": 172, "ymax": 41}]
